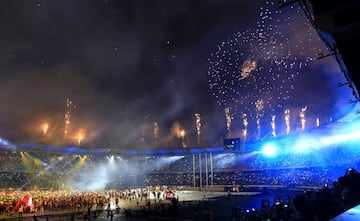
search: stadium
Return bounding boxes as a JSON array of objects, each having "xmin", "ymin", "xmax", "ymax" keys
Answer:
[
  {"xmin": 1, "ymin": 112, "xmax": 360, "ymax": 220},
  {"xmin": 1, "ymin": 0, "xmax": 360, "ymax": 220},
  {"xmin": 1, "ymin": 118, "xmax": 360, "ymax": 191}
]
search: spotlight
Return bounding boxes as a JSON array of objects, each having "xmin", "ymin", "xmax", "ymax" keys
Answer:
[{"xmin": 261, "ymin": 143, "xmax": 277, "ymax": 157}]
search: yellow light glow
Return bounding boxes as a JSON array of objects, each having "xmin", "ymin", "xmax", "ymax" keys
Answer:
[
  {"xmin": 299, "ymin": 106, "xmax": 307, "ymax": 131},
  {"xmin": 42, "ymin": 122, "xmax": 49, "ymax": 135},
  {"xmin": 77, "ymin": 129, "xmax": 85, "ymax": 145},
  {"xmin": 180, "ymin": 129, "xmax": 185, "ymax": 138},
  {"xmin": 180, "ymin": 129, "xmax": 186, "ymax": 148}
]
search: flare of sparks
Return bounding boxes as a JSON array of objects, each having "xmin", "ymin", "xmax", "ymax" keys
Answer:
[
  {"xmin": 42, "ymin": 122, "xmax": 49, "ymax": 135},
  {"xmin": 180, "ymin": 129, "xmax": 186, "ymax": 148},
  {"xmin": 255, "ymin": 98, "xmax": 264, "ymax": 139},
  {"xmin": 153, "ymin": 122, "xmax": 159, "ymax": 139},
  {"xmin": 64, "ymin": 98, "xmax": 73, "ymax": 136},
  {"xmin": 224, "ymin": 108, "xmax": 232, "ymax": 138},
  {"xmin": 77, "ymin": 129, "xmax": 85, "ymax": 145},
  {"xmin": 271, "ymin": 115, "xmax": 276, "ymax": 137},
  {"xmin": 195, "ymin": 113, "xmax": 201, "ymax": 146},
  {"xmin": 242, "ymin": 114, "xmax": 248, "ymax": 140},
  {"xmin": 299, "ymin": 106, "xmax": 307, "ymax": 131},
  {"xmin": 284, "ymin": 109, "xmax": 290, "ymax": 134},
  {"xmin": 316, "ymin": 117, "xmax": 320, "ymax": 127}
]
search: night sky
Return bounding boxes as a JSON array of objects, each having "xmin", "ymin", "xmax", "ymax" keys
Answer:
[{"xmin": 0, "ymin": 0, "xmax": 356, "ymax": 149}]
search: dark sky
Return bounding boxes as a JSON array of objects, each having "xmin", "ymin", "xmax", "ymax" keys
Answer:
[{"xmin": 0, "ymin": 0, "xmax": 355, "ymax": 148}]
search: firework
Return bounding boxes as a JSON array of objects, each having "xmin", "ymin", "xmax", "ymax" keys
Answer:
[
  {"xmin": 284, "ymin": 109, "xmax": 290, "ymax": 134},
  {"xmin": 64, "ymin": 98, "xmax": 72, "ymax": 136},
  {"xmin": 256, "ymin": 118, "xmax": 261, "ymax": 139},
  {"xmin": 255, "ymin": 98, "xmax": 264, "ymax": 139},
  {"xmin": 77, "ymin": 129, "xmax": 85, "ymax": 146},
  {"xmin": 195, "ymin": 113, "xmax": 201, "ymax": 146},
  {"xmin": 224, "ymin": 108, "xmax": 232, "ymax": 138},
  {"xmin": 242, "ymin": 114, "xmax": 248, "ymax": 140},
  {"xmin": 207, "ymin": 0, "xmax": 327, "ymax": 139},
  {"xmin": 240, "ymin": 60, "xmax": 257, "ymax": 79},
  {"xmin": 299, "ymin": 106, "xmax": 307, "ymax": 130},
  {"xmin": 271, "ymin": 115, "xmax": 276, "ymax": 137},
  {"xmin": 42, "ymin": 122, "xmax": 49, "ymax": 135},
  {"xmin": 180, "ymin": 129, "xmax": 186, "ymax": 148},
  {"xmin": 153, "ymin": 122, "xmax": 159, "ymax": 139}
]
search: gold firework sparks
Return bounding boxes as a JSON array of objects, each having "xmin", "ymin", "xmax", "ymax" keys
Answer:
[
  {"xmin": 64, "ymin": 98, "xmax": 72, "ymax": 136},
  {"xmin": 240, "ymin": 60, "xmax": 257, "ymax": 79},
  {"xmin": 195, "ymin": 113, "xmax": 201, "ymax": 146},
  {"xmin": 299, "ymin": 106, "xmax": 307, "ymax": 130},
  {"xmin": 42, "ymin": 122, "xmax": 49, "ymax": 135},
  {"xmin": 153, "ymin": 122, "xmax": 159, "ymax": 139}
]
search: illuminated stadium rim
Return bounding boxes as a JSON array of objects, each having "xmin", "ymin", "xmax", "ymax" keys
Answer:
[
  {"xmin": 124, "ymin": 147, "xmax": 225, "ymax": 155},
  {"xmin": 5, "ymin": 120, "xmax": 360, "ymax": 156},
  {"xmin": 2, "ymin": 143, "xmax": 227, "ymax": 155}
]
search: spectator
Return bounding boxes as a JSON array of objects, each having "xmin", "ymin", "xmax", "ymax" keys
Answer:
[{"xmin": 289, "ymin": 195, "xmax": 311, "ymax": 221}]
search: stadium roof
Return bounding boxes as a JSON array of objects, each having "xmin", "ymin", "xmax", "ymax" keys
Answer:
[{"xmin": 306, "ymin": 0, "xmax": 360, "ymax": 104}]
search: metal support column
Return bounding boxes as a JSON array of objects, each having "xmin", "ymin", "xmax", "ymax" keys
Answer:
[
  {"xmin": 210, "ymin": 152, "xmax": 214, "ymax": 187},
  {"xmin": 192, "ymin": 154, "xmax": 196, "ymax": 188},
  {"xmin": 205, "ymin": 153, "xmax": 209, "ymax": 189},
  {"xmin": 199, "ymin": 153, "xmax": 202, "ymax": 190}
]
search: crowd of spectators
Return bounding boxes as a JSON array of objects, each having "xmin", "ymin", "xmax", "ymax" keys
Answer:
[
  {"xmin": 229, "ymin": 167, "xmax": 360, "ymax": 220},
  {"xmin": 0, "ymin": 145, "xmax": 360, "ymax": 220},
  {"xmin": 0, "ymin": 147, "xmax": 358, "ymax": 190}
]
